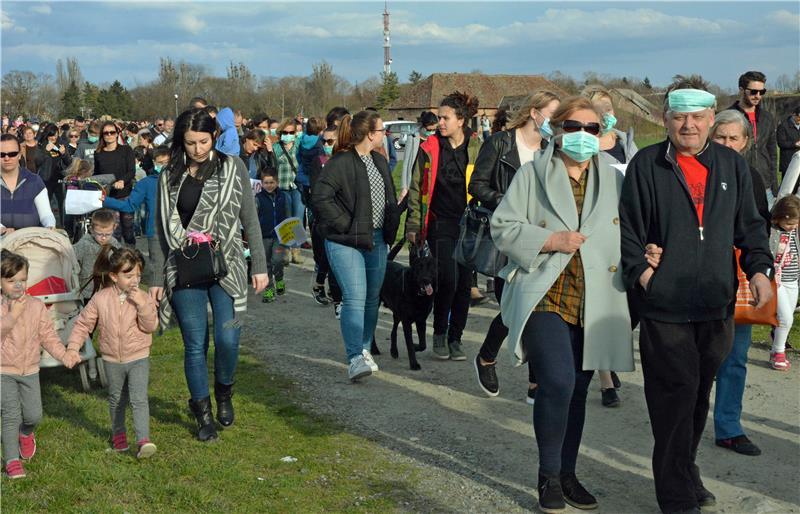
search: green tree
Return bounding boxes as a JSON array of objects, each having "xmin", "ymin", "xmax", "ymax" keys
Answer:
[
  {"xmin": 376, "ymin": 71, "xmax": 400, "ymax": 110},
  {"xmin": 107, "ymin": 80, "xmax": 133, "ymax": 118},
  {"xmin": 82, "ymin": 82, "xmax": 101, "ymax": 117},
  {"xmin": 408, "ymin": 70, "xmax": 423, "ymax": 85},
  {"xmin": 60, "ymin": 80, "xmax": 82, "ymax": 118}
]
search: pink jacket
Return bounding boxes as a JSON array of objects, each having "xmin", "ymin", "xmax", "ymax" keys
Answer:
[
  {"xmin": 67, "ymin": 287, "xmax": 158, "ymax": 364},
  {"xmin": 1, "ymin": 296, "xmax": 67, "ymax": 376}
]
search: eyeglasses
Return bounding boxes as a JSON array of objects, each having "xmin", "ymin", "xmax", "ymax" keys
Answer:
[
  {"xmin": 323, "ymin": 139, "xmax": 336, "ymax": 145},
  {"xmin": 561, "ymin": 120, "xmax": 601, "ymax": 136},
  {"xmin": 102, "ymin": 130, "xmax": 117, "ymax": 136},
  {"xmin": 280, "ymin": 131, "xmax": 295, "ymax": 136},
  {"xmin": 93, "ymin": 232, "xmax": 114, "ymax": 239},
  {"xmin": 0, "ymin": 151, "xmax": 20, "ymax": 158},
  {"xmin": 746, "ymin": 88, "xmax": 767, "ymax": 96},
  {"xmin": 372, "ymin": 128, "xmax": 386, "ymax": 133}
]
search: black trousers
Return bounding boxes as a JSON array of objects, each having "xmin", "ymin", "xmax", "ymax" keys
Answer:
[
  {"xmin": 639, "ymin": 317, "xmax": 733, "ymax": 513},
  {"xmin": 427, "ymin": 216, "xmax": 471, "ymax": 341},
  {"xmin": 477, "ymin": 277, "xmax": 536, "ymax": 383},
  {"xmin": 311, "ymin": 220, "xmax": 341, "ymax": 302}
]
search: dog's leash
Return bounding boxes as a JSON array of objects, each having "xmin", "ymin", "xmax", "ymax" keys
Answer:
[{"xmin": 388, "ymin": 197, "xmax": 410, "ymax": 262}]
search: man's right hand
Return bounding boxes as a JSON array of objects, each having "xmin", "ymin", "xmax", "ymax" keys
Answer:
[
  {"xmin": 406, "ymin": 232, "xmax": 417, "ymax": 244},
  {"xmin": 544, "ymin": 231, "xmax": 586, "ymax": 253},
  {"xmin": 639, "ymin": 267, "xmax": 655, "ymax": 290}
]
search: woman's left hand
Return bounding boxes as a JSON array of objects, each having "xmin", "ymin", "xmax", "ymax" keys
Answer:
[{"xmin": 252, "ymin": 273, "xmax": 269, "ymax": 293}]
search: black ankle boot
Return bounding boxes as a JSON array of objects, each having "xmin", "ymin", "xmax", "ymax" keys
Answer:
[
  {"xmin": 537, "ymin": 474, "xmax": 566, "ymax": 513},
  {"xmin": 214, "ymin": 382, "xmax": 235, "ymax": 427},
  {"xmin": 188, "ymin": 397, "xmax": 218, "ymax": 441}
]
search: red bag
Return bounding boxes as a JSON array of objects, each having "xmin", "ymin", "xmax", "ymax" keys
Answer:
[{"xmin": 733, "ymin": 248, "xmax": 778, "ymax": 326}]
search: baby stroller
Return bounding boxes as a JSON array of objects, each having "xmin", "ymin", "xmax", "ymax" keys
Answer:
[{"xmin": 2, "ymin": 227, "xmax": 107, "ymax": 391}]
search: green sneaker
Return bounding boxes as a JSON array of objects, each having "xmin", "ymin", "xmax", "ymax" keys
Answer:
[
  {"xmin": 432, "ymin": 334, "xmax": 449, "ymax": 360},
  {"xmin": 448, "ymin": 340, "xmax": 466, "ymax": 361},
  {"xmin": 262, "ymin": 289, "xmax": 275, "ymax": 303},
  {"xmin": 276, "ymin": 280, "xmax": 286, "ymax": 296}
]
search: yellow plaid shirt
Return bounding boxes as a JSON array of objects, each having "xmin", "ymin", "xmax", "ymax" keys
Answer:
[{"xmin": 535, "ymin": 168, "xmax": 587, "ymax": 326}]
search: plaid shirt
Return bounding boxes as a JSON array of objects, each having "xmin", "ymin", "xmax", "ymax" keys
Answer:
[
  {"xmin": 535, "ymin": 168, "xmax": 588, "ymax": 326},
  {"xmin": 276, "ymin": 143, "xmax": 298, "ymax": 191}
]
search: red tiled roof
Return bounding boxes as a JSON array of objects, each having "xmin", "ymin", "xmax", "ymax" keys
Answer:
[{"xmin": 388, "ymin": 73, "xmax": 568, "ymax": 110}]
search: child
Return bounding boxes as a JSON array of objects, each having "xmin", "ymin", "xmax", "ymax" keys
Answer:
[
  {"xmin": 255, "ymin": 167, "xmax": 290, "ymax": 303},
  {"xmin": 67, "ymin": 247, "xmax": 159, "ymax": 458},
  {"xmin": 73, "ymin": 208, "xmax": 121, "ymax": 301},
  {"xmin": 769, "ymin": 196, "xmax": 800, "ymax": 371},
  {"xmin": 103, "ymin": 146, "xmax": 169, "ymax": 281},
  {"xmin": 1, "ymin": 250, "xmax": 81, "ymax": 479}
]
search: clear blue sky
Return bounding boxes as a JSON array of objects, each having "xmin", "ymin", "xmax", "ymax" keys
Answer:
[{"xmin": 2, "ymin": 1, "xmax": 798, "ymax": 89}]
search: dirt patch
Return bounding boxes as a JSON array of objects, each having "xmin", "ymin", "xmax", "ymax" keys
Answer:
[{"xmin": 241, "ymin": 250, "xmax": 800, "ymax": 513}]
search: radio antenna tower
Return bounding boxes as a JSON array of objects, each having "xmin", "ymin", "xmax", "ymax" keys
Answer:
[{"xmin": 383, "ymin": 1, "xmax": 392, "ymax": 74}]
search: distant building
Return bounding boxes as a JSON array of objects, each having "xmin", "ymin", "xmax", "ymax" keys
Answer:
[{"xmin": 386, "ymin": 73, "xmax": 567, "ymax": 126}]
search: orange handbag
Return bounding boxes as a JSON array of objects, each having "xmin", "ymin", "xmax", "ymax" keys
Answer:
[{"xmin": 733, "ymin": 248, "xmax": 778, "ymax": 326}]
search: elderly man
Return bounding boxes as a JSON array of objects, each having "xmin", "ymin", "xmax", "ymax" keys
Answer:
[
  {"xmin": 620, "ymin": 76, "xmax": 774, "ymax": 514},
  {"xmin": 728, "ymin": 71, "xmax": 778, "ymax": 204}
]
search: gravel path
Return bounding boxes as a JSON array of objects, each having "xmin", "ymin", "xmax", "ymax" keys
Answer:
[{"xmin": 240, "ymin": 249, "xmax": 800, "ymax": 513}]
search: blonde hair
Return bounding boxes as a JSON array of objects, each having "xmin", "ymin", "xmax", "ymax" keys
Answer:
[
  {"xmin": 550, "ymin": 97, "xmax": 601, "ymax": 134},
  {"xmin": 276, "ymin": 118, "xmax": 294, "ymax": 134},
  {"xmin": 507, "ymin": 90, "xmax": 561, "ymax": 130}
]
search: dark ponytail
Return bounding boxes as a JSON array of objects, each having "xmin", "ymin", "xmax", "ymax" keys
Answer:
[
  {"xmin": 91, "ymin": 246, "xmax": 145, "ymax": 294},
  {"xmin": 440, "ymin": 90, "xmax": 479, "ymax": 120},
  {"xmin": 334, "ymin": 111, "xmax": 381, "ymax": 155}
]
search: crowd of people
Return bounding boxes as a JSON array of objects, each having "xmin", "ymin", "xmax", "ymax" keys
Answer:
[{"xmin": 1, "ymin": 70, "xmax": 799, "ymax": 514}]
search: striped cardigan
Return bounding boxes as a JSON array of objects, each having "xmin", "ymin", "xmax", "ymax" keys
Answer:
[{"xmin": 149, "ymin": 155, "xmax": 267, "ymax": 327}]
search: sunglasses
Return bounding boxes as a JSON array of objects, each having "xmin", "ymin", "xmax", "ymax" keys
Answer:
[
  {"xmin": 561, "ymin": 120, "xmax": 601, "ymax": 136},
  {"xmin": 746, "ymin": 88, "xmax": 767, "ymax": 96},
  {"xmin": 280, "ymin": 131, "xmax": 295, "ymax": 136},
  {"xmin": 69, "ymin": 134, "xmax": 79, "ymax": 138},
  {"xmin": 323, "ymin": 139, "xmax": 336, "ymax": 145},
  {"xmin": 0, "ymin": 151, "xmax": 20, "ymax": 158},
  {"xmin": 102, "ymin": 130, "xmax": 118, "ymax": 136}
]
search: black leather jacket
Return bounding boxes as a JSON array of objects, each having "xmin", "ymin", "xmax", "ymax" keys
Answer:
[{"xmin": 469, "ymin": 129, "xmax": 548, "ymax": 211}]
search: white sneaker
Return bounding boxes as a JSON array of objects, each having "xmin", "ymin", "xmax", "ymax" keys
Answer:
[
  {"xmin": 348, "ymin": 355, "xmax": 372, "ymax": 381},
  {"xmin": 334, "ymin": 302, "xmax": 342, "ymax": 320},
  {"xmin": 362, "ymin": 349, "xmax": 379, "ymax": 372}
]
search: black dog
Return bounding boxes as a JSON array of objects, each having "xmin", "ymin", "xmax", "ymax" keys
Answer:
[{"xmin": 371, "ymin": 242, "xmax": 435, "ymax": 370}]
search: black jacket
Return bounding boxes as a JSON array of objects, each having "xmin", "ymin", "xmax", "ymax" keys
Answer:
[
  {"xmin": 312, "ymin": 150, "xmax": 400, "ymax": 250},
  {"xmin": 728, "ymin": 101, "xmax": 778, "ymax": 193},
  {"xmin": 620, "ymin": 139, "xmax": 774, "ymax": 323},
  {"xmin": 776, "ymin": 115, "xmax": 800, "ymax": 175},
  {"xmin": 468, "ymin": 129, "xmax": 521, "ymax": 211}
]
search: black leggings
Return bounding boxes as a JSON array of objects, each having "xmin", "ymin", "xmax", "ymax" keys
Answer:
[
  {"xmin": 311, "ymin": 221, "xmax": 341, "ymax": 302},
  {"xmin": 478, "ymin": 278, "xmax": 536, "ymax": 383},
  {"xmin": 522, "ymin": 312, "xmax": 593, "ymax": 477},
  {"xmin": 428, "ymin": 217, "xmax": 471, "ymax": 341}
]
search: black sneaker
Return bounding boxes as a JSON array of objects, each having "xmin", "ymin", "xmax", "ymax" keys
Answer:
[
  {"xmin": 538, "ymin": 474, "xmax": 566, "ymax": 513},
  {"xmin": 715, "ymin": 435, "xmax": 761, "ymax": 456},
  {"xmin": 689, "ymin": 465, "xmax": 715, "ymax": 508},
  {"xmin": 560, "ymin": 473, "xmax": 598, "ymax": 510},
  {"xmin": 312, "ymin": 285, "xmax": 330, "ymax": 305},
  {"xmin": 474, "ymin": 356, "xmax": 499, "ymax": 397},
  {"xmin": 601, "ymin": 388, "xmax": 620, "ymax": 408}
]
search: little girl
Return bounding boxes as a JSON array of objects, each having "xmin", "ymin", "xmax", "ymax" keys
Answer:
[
  {"xmin": 769, "ymin": 195, "xmax": 800, "ymax": 371},
  {"xmin": 68, "ymin": 247, "xmax": 159, "ymax": 457},
  {"xmin": 1, "ymin": 250, "xmax": 81, "ymax": 479}
]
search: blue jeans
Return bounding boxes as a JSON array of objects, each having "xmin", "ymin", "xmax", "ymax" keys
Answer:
[
  {"xmin": 171, "ymin": 283, "xmax": 240, "ymax": 400},
  {"xmin": 713, "ymin": 324, "xmax": 752, "ymax": 440},
  {"xmin": 325, "ymin": 230, "xmax": 388, "ymax": 361},
  {"xmin": 286, "ymin": 188, "xmax": 306, "ymax": 222}
]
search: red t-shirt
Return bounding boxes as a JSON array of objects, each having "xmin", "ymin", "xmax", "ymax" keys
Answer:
[
  {"xmin": 676, "ymin": 154, "xmax": 708, "ymax": 224},
  {"xmin": 746, "ymin": 110, "xmax": 757, "ymax": 141}
]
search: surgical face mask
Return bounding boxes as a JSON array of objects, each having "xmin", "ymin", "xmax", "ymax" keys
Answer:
[
  {"xmin": 560, "ymin": 131, "xmax": 600, "ymax": 163},
  {"xmin": 88, "ymin": 135, "xmax": 99, "ymax": 143},
  {"xmin": 280, "ymin": 134, "xmax": 296, "ymax": 144},
  {"xmin": 423, "ymin": 129, "xmax": 436, "ymax": 137},
  {"xmin": 534, "ymin": 111, "xmax": 553, "ymax": 140},
  {"xmin": 296, "ymin": 131, "xmax": 304, "ymax": 138},
  {"xmin": 601, "ymin": 113, "xmax": 617, "ymax": 135},
  {"xmin": 270, "ymin": 128, "xmax": 277, "ymax": 137},
  {"xmin": 153, "ymin": 164, "xmax": 164, "ymax": 174},
  {"xmin": 323, "ymin": 145, "xmax": 333, "ymax": 156}
]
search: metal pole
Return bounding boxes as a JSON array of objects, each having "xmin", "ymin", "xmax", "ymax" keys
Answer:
[{"xmin": 174, "ymin": 94, "xmax": 179, "ymax": 117}]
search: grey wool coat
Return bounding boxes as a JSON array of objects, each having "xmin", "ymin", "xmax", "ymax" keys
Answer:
[{"xmin": 490, "ymin": 143, "xmax": 634, "ymax": 371}]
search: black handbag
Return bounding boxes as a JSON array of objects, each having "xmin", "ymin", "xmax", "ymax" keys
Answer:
[
  {"xmin": 173, "ymin": 178, "xmax": 229, "ymax": 288},
  {"xmin": 174, "ymin": 239, "xmax": 228, "ymax": 288},
  {"xmin": 452, "ymin": 204, "xmax": 506, "ymax": 277}
]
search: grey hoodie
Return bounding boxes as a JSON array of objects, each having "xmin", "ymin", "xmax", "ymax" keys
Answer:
[{"xmin": 73, "ymin": 232, "xmax": 121, "ymax": 299}]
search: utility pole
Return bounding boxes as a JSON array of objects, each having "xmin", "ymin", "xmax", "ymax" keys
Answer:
[{"xmin": 383, "ymin": 1, "xmax": 392, "ymax": 74}]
